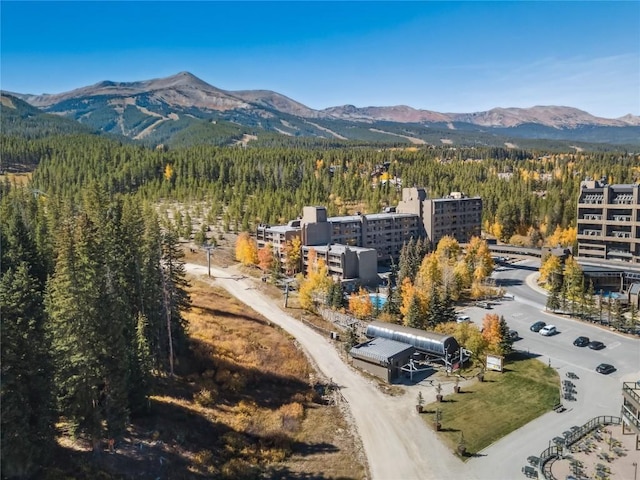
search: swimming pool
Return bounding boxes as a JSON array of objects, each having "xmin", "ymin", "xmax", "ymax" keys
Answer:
[{"xmin": 369, "ymin": 294, "xmax": 388, "ymax": 309}]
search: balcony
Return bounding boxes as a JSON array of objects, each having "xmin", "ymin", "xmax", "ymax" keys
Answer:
[
  {"xmin": 610, "ymin": 215, "xmax": 632, "ymax": 222},
  {"xmin": 612, "ymin": 193, "xmax": 634, "ymax": 204},
  {"xmin": 609, "ymin": 231, "xmax": 632, "ymax": 239},
  {"xmin": 581, "ymin": 214, "xmax": 603, "ymax": 221},
  {"xmin": 580, "ymin": 194, "xmax": 604, "ymax": 204},
  {"xmin": 580, "ymin": 229, "xmax": 602, "ymax": 236}
]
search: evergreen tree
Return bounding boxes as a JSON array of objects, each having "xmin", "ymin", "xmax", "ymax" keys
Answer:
[
  {"xmin": 498, "ymin": 315, "xmax": 512, "ymax": 354},
  {"xmin": 160, "ymin": 229, "xmax": 191, "ymax": 375},
  {"xmin": 1, "ymin": 197, "xmax": 55, "ymax": 476},
  {"xmin": 344, "ymin": 325, "xmax": 359, "ymax": 352},
  {"xmin": 439, "ymin": 289, "xmax": 457, "ymax": 324},
  {"xmin": 327, "ymin": 282, "xmax": 344, "ymax": 309},
  {"xmin": 404, "ymin": 294, "xmax": 423, "ymax": 329},
  {"xmin": 46, "ymin": 216, "xmax": 110, "ymax": 450}
]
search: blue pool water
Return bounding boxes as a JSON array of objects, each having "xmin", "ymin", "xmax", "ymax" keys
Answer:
[
  {"xmin": 600, "ymin": 291, "xmax": 621, "ymax": 299},
  {"xmin": 369, "ymin": 294, "xmax": 388, "ymax": 309}
]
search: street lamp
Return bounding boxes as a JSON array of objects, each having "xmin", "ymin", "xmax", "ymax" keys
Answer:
[{"xmin": 633, "ymin": 461, "xmax": 637, "ymax": 480}]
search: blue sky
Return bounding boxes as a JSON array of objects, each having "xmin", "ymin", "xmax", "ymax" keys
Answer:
[{"xmin": 1, "ymin": 1, "xmax": 638, "ymax": 118}]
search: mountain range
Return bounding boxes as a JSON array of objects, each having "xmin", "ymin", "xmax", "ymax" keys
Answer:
[{"xmin": 4, "ymin": 71, "xmax": 640, "ymax": 148}]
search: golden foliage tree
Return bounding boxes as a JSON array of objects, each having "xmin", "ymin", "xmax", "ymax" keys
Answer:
[
  {"xmin": 539, "ymin": 254, "xmax": 562, "ymax": 285},
  {"xmin": 349, "ymin": 287, "xmax": 373, "ymax": 319},
  {"xmin": 415, "ymin": 253, "xmax": 442, "ymax": 292},
  {"xmin": 481, "ymin": 314, "xmax": 503, "ymax": 354},
  {"xmin": 399, "ymin": 277, "xmax": 417, "ymax": 318},
  {"xmin": 563, "ymin": 256, "xmax": 584, "ymax": 302},
  {"xmin": 464, "ymin": 237, "xmax": 494, "ymax": 283},
  {"xmin": 298, "ymin": 249, "xmax": 331, "ymax": 310},
  {"xmin": 545, "ymin": 225, "xmax": 577, "ymax": 247},
  {"xmin": 435, "ymin": 236, "xmax": 460, "ymax": 262},
  {"xmin": 235, "ymin": 232, "xmax": 258, "ymax": 265},
  {"xmin": 283, "ymin": 236, "xmax": 302, "ymax": 275},
  {"xmin": 164, "ymin": 163, "xmax": 174, "ymax": 181}
]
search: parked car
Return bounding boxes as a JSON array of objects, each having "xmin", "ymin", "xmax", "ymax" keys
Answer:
[
  {"xmin": 596, "ymin": 363, "xmax": 616, "ymax": 374},
  {"xmin": 477, "ymin": 301, "xmax": 492, "ymax": 309},
  {"xmin": 573, "ymin": 336, "xmax": 590, "ymax": 347},
  {"xmin": 456, "ymin": 315, "xmax": 470, "ymax": 323},
  {"xmin": 539, "ymin": 325, "xmax": 557, "ymax": 336},
  {"xmin": 588, "ymin": 341, "xmax": 605, "ymax": 350},
  {"xmin": 507, "ymin": 330, "xmax": 519, "ymax": 341},
  {"xmin": 530, "ymin": 321, "xmax": 546, "ymax": 332}
]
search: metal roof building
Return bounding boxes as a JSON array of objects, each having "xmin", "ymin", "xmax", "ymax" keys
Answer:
[{"xmin": 350, "ymin": 337, "xmax": 415, "ymax": 382}]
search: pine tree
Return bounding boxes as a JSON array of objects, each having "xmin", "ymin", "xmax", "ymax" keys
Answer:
[
  {"xmin": 498, "ymin": 315, "xmax": 512, "ymax": 354},
  {"xmin": 1, "ymin": 198, "xmax": 55, "ymax": 476},
  {"xmin": 439, "ymin": 289, "xmax": 457, "ymax": 324},
  {"xmin": 160, "ymin": 229, "xmax": 191, "ymax": 376},
  {"xmin": 404, "ymin": 294, "xmax": 423, "ymax": 329}
]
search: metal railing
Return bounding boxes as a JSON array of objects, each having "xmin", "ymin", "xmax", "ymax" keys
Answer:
[{"xmin": 538, "ymin": 415, "xmax": 621, "ymax": 480}]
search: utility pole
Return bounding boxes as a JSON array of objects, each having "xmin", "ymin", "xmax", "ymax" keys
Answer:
[{"xmin": 204, "ymin": 245, "xmax": 214, "ymax": 277}]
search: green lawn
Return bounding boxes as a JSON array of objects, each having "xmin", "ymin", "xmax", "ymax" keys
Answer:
[{"xmin": 422, "ymin": 353, "xmax": 559, "ymax": 458}]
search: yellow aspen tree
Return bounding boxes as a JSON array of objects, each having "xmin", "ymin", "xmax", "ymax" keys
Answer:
[
  {"xmin": 164, "ymin": 163, "xmax": 174, "ymax": 181},
  {"xmin": 415, "ymin": 253, "xmax": 442, "ymax": 292},
  {"xmin": 235, "ymin": 232, "xmax": 258, "ymax": 265},
  {"xmin": 435, "ymin": 236, "xmax": 460, "ymax": 262},
  {"xmin": 349, "ymin": 287, "xmax": 373, "ymax": 319},
  {"xmin": 481, "ymin": 314, "xmax": 502, "ymax": 354},
  {"xmin": 464, "ymin": 237, "xmax": 494, "ymax": 283},
  {"xmin": 399, "ymin": 277, "xmax": 416, "ymax": 318},
  {"xmin": 298, "ymin": 251, "xmax": 331, "ymax": 310},
  {"xmin": 539, "ymin": 254, "xmax": 562, "ymax": 285},
  {"xmin": 283, "ymin": 236, "xmax": 302, "ymax": 275}
]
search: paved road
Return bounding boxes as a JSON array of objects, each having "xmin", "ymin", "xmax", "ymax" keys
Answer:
[
  {"xmin": 185, "ymin": 263, "xmax": 471, "ymax": 480},
  {"xmin": 464, "ymin": 259, "xmax": 640, "ymax": 479},
  {"xmin": 186, "ymin": 261, "xmax": 639, "ymax": 480}
]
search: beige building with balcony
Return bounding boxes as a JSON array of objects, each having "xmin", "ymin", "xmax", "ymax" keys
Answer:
[
  {"xmin": 396, "ymin": 187, "xmax": 483, "ymax": 248},
  {"xmin": 256, "ymin": 187, "xmax": 483, "ymax": 284},
  {"xmin": 577, "ymin": 180, "xmax": 640, "ymax": 264}
]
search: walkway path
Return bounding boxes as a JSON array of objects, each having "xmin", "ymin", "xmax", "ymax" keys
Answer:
[{"xmin": 185, "ymin": 263, "xmax": 471, "ymax": 480}]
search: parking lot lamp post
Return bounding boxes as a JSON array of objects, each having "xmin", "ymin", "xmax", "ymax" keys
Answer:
[{"xmin": 632, "ymin": 461, "xmax": 637, "ymax": 480}]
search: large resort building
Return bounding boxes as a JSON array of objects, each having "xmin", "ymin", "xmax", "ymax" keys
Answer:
[
  {"xmin": 576, "ymin": 180, "xmax": 640, "ymax": 264},
  {"xmin": 256, "ymin": 187, "xmax": 483, "ymax": 285}
]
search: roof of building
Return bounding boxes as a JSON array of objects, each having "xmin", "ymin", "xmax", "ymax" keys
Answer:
[
  {"xmin": 329, "ymin": 215, "xmax": 362, "ymax": 223},
  {"xmin": 270, "ymin": 224, "xmax": 300, "ymax": 233},
  {"xmin": 350, "ymin": 337, "xmax": 414, "ymax": 365},
  {"xmin": 364, "ymin": 212, "xmax": 417, "ymax": 220},
  {"xmin": 629, "ymin": 283, "xmax": 640, "ymax": 295},
  {"xmin": 258, "ymin": 223, "xmax": 300, "ymax": 233},
  {"xmin": 305, "ymin": 243, "xmax": 375, "ymax": 254}
]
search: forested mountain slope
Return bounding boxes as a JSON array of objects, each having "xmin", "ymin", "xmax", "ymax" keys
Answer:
[{"xmin": 9, "ymin": 72, "xmax": 640, "ymax": 147}]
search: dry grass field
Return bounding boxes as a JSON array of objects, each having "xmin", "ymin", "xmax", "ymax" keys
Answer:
[{"xmin": 48, "ymin": 278, "xmax": 366, "ymax": 479}]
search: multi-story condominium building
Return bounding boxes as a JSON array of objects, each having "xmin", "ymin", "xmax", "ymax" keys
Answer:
[
  {"xmin": 256, "ymin": 219, "xmax": 301, "ymax": 272},
  {"xmin": 397, "ymin": 187, "xmax": 483, "ymax": 248},
  {"xmin": 576, "ymin": 180, "xmax": 640, "ymax": 264},
  {"xmin": 256, "ymin": 187, "xmax": 483, "ymax": 283},
  {"xmin": 311, "ymin": 211, "xmax": 420, "ymax": 261},
  {"xmin": 301, "ymin": 243, "xmax": 378, "ymax": 286}
]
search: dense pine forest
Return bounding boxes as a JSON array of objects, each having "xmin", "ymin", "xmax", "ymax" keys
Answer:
[
  {"xmin": 1, "ymin": 131, "xmax": 638, "ymax": 477},
  {"xmin": 4, "ymin": 133, "xmax": 637, "ymax": 242}
]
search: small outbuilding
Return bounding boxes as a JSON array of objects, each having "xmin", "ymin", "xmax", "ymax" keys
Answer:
[{"xmin": 349, "ymin": 337, "xmax": 415, "ymax": 382}]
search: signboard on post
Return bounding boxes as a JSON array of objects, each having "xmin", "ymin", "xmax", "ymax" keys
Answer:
[{"xmin": 486, "ymin": 354, "xmax": 504, "ymax": 372}]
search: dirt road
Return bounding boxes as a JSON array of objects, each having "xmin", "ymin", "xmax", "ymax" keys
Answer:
[{"xmin": 186, "ymin": 263, "xmax": 472, "ymax": 480}]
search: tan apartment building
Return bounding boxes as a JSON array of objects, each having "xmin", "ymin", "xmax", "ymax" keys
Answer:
[
  {"xmin": 256, "ymin": 220, "xmax": 301, "ymax": 272},
  {"xmin": 576, "ymin": 180, "xmax": 640, "ymax": 264},
  {"xmin": 301, "ymin": 243, "xmax": 379, "ymax": 286},
  {"xmin": 397, "ymin": 187, "xmax": 483, "ymax": 248},
  {"xmin": 256, "ymin": 187, "xmax": 483, "ymax": 283}
]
